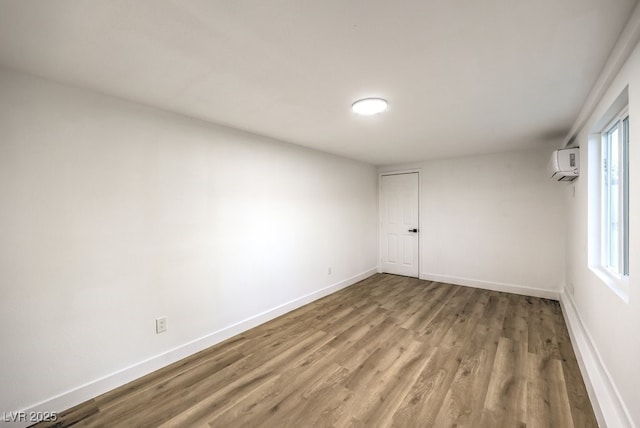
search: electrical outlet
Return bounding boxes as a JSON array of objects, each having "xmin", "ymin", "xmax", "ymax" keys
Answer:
[
  {"xmin": 156, "ymin": 317, "xmax": 167, "ymax": 334},
  {"xmin": 328, "ymin": 267, "xmax": 332, "ymax": 275}
]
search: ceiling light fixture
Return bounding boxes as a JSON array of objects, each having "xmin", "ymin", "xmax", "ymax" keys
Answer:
[{"xmin": 351, "ymin": 97, "xmax": 388, "ymax": 115}]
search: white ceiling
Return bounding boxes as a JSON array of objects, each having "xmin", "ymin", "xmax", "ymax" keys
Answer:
[{"xmin": 0, "ymin": 0, "xmax": 637, "ymax": 165}]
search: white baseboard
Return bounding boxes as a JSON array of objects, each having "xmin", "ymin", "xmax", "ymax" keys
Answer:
[
  {"xmin": 11, "ymin": 268, "xmax": 377, "ymax": 428},
  {"xmin": 420, "ymin": 272, "xmax": 560, "ymax": 300},
  {"xmin": 559, "ymin": 291, "xmax": 635, "ymax": 428}
]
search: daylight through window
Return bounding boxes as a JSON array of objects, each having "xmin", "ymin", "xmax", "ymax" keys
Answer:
[{"xmin": 601, "ymin": 108, "xmax": 629, "ymax": 277}]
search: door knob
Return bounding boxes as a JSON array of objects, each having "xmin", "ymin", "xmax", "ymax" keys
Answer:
[{"xmin": 408, "ymin": 228, "xmax": 418, "ymax": 233}]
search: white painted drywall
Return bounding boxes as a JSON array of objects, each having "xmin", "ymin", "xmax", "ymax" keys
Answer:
[
  {"xmin": 0, "ymin": 68, "xmax": 378, "ymax": 416},
  {"xmin": 380, "ymin": 148, "xmax": 566, "ymax": 297},
  {"xmin": 564, "ymin": 39, "xmax": 640, "ymax": 426}
]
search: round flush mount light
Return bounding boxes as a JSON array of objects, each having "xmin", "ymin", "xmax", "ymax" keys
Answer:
[{"xmin": 351, "ymin": 97, "xmax": 388, "ymax": 115}]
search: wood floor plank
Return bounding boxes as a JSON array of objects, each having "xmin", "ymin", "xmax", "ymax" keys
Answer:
[
  {"xmin": 400, "ymin": 281, "xmax": 458, "ymax": 332},
  {"xmin": 389, "ymin": 340, "xmax": 463, "ymax": 427},
  {"xmin": 527, "ymin": 351, "xmax": 575, "ymax": 428},
  {"xmin": 431, "ymin": 294, "xmax": 508, "ymax": 427},
  {"xmin": 205, "ymin": 345, "xmax": 341, "ymax": 426},
  {"xmin": 340, "ymin": 327, "xmax": 414, "ymax": 392},
  {"xmin": 528, "ymin": 297, "xmax": 562, "ymax": 360},
  {"xmin": 33, "ymin": 274, "xmax": 597, "ymax": 428},
  {"xmin": 319, "ymin": 302, "xmax": 384, "ymax": 342},
  {"xmin": 415, "ymin": 285, "xmax": 476, "ymax": 341},
  {"xmin": 554, "ymin": 305, "xmax": 598, "ymax": 427},
  {"xmin": 253, "ymin": 364, "xmax": 354, "ymax": 427},
  {"xmin": 94, "ymin": 342, "xmax": 246, "ymax": 413},
  {"xmin": 156, "ymin": 330, "xmax": 334, "ymax": 427},
  {"xmin": 334, "ymin": 335, "xmax": 426, "ymax": 426},
  {"xmin": 334, "ymin": 317, "xmax": 402, "ymax": 372},
  {"xmin": 501, "ymin": 293, "xmax": 530, "ymax": 344},
  {"xmin": 548, "ymin": 361, "xmax": 576, "ymax": 428},
  {"xmin": 390, "ymin": 288, "xmax": 490, "ymax": 427},
  {"xmin": 480, "ymin": 337, "xmax": 527, "ymax": 427},
  {"xmin": 386, "ymin": 280, "xmax": 438, "ymax": 323},
  {"xmin": 356, "ymin": 339, "xmax": 432, "ymax": 427},
  {"xmin": 325, "ymin": 306, "xmax": 387, "ymax": 350}
]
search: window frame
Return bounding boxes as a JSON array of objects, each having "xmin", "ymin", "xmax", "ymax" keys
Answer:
[
  {"xmin": 600, "ymin": 108, "xmax": 629, "ymax": 279},
  {"xmin": 588, "ymin": 101, "xmax": 630, "ymax": 302},
  {"xmin": 587, "ymin": 88, "xmax": 630, "ymax": 301}
]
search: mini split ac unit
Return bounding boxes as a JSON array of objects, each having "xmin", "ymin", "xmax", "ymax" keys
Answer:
[{"xmin": 549, "ymin": 148, "xmax": 579, "ymax": 181}]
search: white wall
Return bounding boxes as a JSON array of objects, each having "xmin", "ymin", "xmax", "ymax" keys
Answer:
[
  {"xmin": 380, "ymin": 148, "xmax": 566, "ymax": 298},
  {"xmin": 564, "ymin": 38, "xmax": 640, "ymax": 427},
  {"xmin": 0, "ymin": 68, "xmax": 378, "ymax": 417}
]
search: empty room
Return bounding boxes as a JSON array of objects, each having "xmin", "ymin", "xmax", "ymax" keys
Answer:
[{"xmin": 1, "ymin": 1, "xmax": 639, "ymax": 427}]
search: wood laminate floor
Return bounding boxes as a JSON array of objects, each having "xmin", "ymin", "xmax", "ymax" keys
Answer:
[{"xmin": 34, "ymin": 274, "xmax": 597, "ymax": 427}]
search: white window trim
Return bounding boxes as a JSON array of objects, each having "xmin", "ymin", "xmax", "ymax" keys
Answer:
[
  {"xmin": 600, "ymin": 108, "xmax": 629, "ymax": 275},
  {"xmin": 588, "ymin": 103, "xmax": 630, "ymax": 302},
  {"xmin": 590, "ymin": 266, "xmax": 630, "ymax": 302}
]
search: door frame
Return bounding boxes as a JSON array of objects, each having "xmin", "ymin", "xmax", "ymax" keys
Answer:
[{"xmin": 378, "ymin": 169, "xmax": 422, "ymax": 277}]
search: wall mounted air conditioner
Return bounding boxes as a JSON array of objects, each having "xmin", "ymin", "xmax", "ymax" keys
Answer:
[{"xmin": 549, "ymin": 148, "xmax": 579, "ymax": 181}]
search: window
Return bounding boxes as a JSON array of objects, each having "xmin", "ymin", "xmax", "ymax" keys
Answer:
[
  {"xmin": 588, "ymin": 88, "xmax": 629, "ymax": 300},
  {"xmin": 601, "ymin": 108, "xmax": 629, "ymax": 277}
]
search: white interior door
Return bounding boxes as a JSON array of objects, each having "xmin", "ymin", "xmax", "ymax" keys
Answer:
[{"xmin": 380, "ymin": 173, "xmax": 419, "ymax": 277}]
